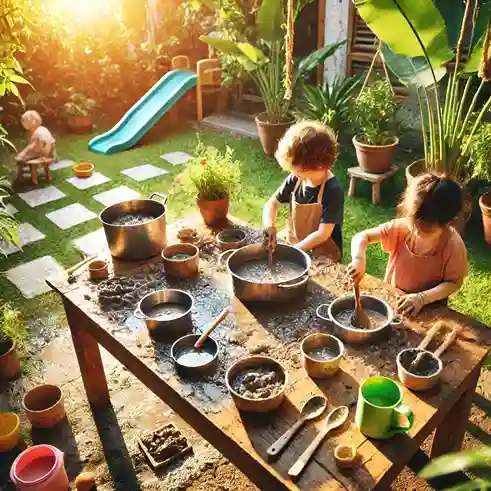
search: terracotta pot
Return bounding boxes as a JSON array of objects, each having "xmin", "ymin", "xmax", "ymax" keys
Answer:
[
  {"xmin": 162, "ymin": 243, "xmax": 200, "ymax": 278},
  {"xmin": 0, "ymin": 338, "xmax": 21, "ymax": 379},
  {"xmin": 405, "ymin": 159, "xmax": 426, "ymax": 186},
  {"xmin": 255, "ymin": 114, "xmax": 294, "ymax": 157},
  {"xmin": 88, "ymin": 259, "xmax": 109, "ymax": 280},
  {"xmin": 452, "ymin": 188, "xmax": 473, "ymax": 237},
  {"xmin": 67, "ymin": 115, "xmax": 93, "ymax": 134},
  {"xmin": 196, "ymin": 195, "xmax": 229, "ymax": 226},
  {"xmin": 353, "ymin": 135, "xmax": 399, "ymax": 174},
  {"xmin": 22, "ymin": 384, "xmax": 65, "ymax": 428},
  {"xmin": 480, "ymin": 189, "xmax": 491, "ymax": 245}
]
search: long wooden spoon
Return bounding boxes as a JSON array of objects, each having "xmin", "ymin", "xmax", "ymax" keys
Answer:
[
  {"xmin": 288, "ymin": 406, "xmax": 349, "ymax": 479},
  {"xmin": 194, "ymin": 306, "xmax": 232, "ymax": 349},
  {"xmin": 407, "ymin": 321, "xmax": 445, "ymax": 373},
  {"xmin": 350, "ymin": 285, "xmax": 371, "ymax": 329}
]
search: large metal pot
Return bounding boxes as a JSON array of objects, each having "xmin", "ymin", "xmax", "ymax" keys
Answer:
[
  {"xmin": 226, "ymin": 244, "xmax": 310, "ymax": 302},
  {"xmin": 100, "ymin": 192, "xmax": 168, "ymax": 260},
  {"xmin": 316, "ymin": 295, "xmax": 401, "ymax": 344}
]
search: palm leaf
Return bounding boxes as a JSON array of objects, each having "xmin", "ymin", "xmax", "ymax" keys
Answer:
[
  {"xmin": 257, "ymin": 0, "xmax": 284, "ymax": 42},
  {"xmin": 297, "ymin": 41, "xmax": 346, "ymax": 77}
]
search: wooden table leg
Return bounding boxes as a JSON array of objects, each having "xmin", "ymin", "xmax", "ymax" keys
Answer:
[
  {"xmin": 348, "ymin": 176, "xmax": 357, "ymax": 197},
  {"xmin": 63, "ymin": 299, "xmax": 110, "ymax": 407},
  {"xmin": 430, "ymin": 364, "xmax": 481, "ymax": 458},
  {"xmin": 372, "ymin": 181, "xmax": 381, "ymax": 205}
]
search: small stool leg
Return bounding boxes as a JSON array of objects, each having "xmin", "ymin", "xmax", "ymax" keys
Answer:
[
  {"xmin": 372, "ymin": 181, "xmax": 381, "ymax": 205},
  {"xmin": 16, "ymin": 163, "xmax": 23, "ymax": 181},
  {"xmin": 44, "ymin": 164, "xmax": 52, "ymax": 181},
  {"xmin": 348, "ymin": 177, "xmax": 357, "ymax": 198},
  {"xmin": 30, "ymin": 165, "xmax": 38, "ymax": 185}
]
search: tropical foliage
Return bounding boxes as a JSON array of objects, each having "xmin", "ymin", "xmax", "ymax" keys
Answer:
[
  {"xmin": 63, "ymin": 90, "xmax": 97, "ymax": 117},
  {"xmin": 354, "ymin": 0, "xmax": 491, "ymax": 182},
  {"xmin": 0, "ymin": 177, "xmax": 19, "ymax": 252},
  {"xmin": 0, "ymin": 303, "xmax": 26, "ymax": 348}
]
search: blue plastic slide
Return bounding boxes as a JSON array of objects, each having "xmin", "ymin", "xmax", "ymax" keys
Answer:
[{"xmin": 88, "ymin": 69, "xmax": 197, "ymax": 155}]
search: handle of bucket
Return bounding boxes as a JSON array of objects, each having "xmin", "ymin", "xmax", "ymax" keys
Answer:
[
  {"xmin": 316, "ymin": 303, "xmax": 331, "ymax": 322},
  {"xmin": 133, "ymin": 308, "xmax": 146, "ymax": 320},
  {"xmin": 277, "ymin": 274, "xmax": 309, "ymax": 289},
  {"xmin": 150, "ymin": 192, "xmax": 168, "ymax": 205}
]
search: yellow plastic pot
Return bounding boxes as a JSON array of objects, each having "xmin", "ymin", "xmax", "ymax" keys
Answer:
[{"xmin": 0, "ymin": 412, "xmax": 20, "ymax": 452}]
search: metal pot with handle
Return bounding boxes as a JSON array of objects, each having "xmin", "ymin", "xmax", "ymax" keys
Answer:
[
  {"xmin": 225, "ymin": 244, "xmax": 310, "ymax": 302},
  {"xmin": 100, "ymin": 192, "xmax": 168, "ymax": 260}
]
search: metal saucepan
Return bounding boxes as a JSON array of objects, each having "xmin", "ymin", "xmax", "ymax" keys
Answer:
[
  {"xmin": 225, "ymin": 244, "xmax": 311, "ymax": 302},
  {"xmin": 397, "ymin": 324, "xmax": 462, "ymax": 391},
  {"xmin": 316, "ymin": 295, "xmax": 401, "ymax": 344},
  {"xmin": 100, "ymin": 192, "xmax": 168, "ymax": 260},
  {"xmin": 134, "ymin": 289, "xmax": 193, "ymax": 341},
  {"xmin": 171, "ymin": 307, "xmax": 232, "ymax": 376},
  {"xmin": 301, "ymin": 333, "xmax": 344, "ymax": 379}
]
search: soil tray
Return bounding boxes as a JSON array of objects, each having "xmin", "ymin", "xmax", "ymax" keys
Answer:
[{"xmin": 137, "ymin": 423, "xmax": 192, "ymax": 470}]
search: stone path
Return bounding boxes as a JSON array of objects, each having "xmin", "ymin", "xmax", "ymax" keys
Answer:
[
  {"xmin": 50, "ymin": 159, "xmax": 75, "ymax": 171},
  {"xmin": 121, "ymin": 164, "xmax": 168, "ymax": 181},
  {"xmin": 18, "ymin": 186, "xmax": 65, "ymax": 207},
  {"xmin": 46, "ymin": 203, "xmax": 98, "ymax": 230},
  {"xmin": 93, "ymin": 186, "xmax": 141, "ymax": 207},
  {"xmin": 0, "ymin": 223, "xmax": 45, "ymax": 256},
  {"xmin": 73, "ymin": 228, "xmax": 109, "ymax": 257},
  {"xmin": 67, "ymin": 172, "xmax": 111, "ymax": 190},
  {"xmin": 160, "ymin": 151, "xmax": 193, "ymax": 165}
]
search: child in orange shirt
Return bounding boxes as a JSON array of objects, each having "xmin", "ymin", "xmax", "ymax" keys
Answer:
[{"xmin": 348, "ymin": 173, "xmax": 468, "ymax": 316}]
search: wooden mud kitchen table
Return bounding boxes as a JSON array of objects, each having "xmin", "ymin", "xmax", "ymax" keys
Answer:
[{"xmin": 47, "ymin": 218, "xmax": 491, "ymax": 491}]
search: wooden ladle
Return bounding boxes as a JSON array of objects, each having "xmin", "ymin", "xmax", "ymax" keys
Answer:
[{"xmin": 350, "ymin": 285, "xmax": 371, "ymax": 329}]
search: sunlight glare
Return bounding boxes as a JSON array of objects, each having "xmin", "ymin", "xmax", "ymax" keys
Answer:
[{"xmin": 50, "ymin": 0, "xmax": 119, "ymax": 21}]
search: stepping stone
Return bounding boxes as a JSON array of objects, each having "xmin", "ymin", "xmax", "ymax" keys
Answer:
[
  {"xmin": 160, "ymin": 151, "xmax": 193, "ymax": 166},
  {"xmin": 6, "ymin": 256, "xmax": 64, "ymax": 298},
  {"xmin": 18, "ymin": 186, "xmax": 65, "ymax": 208},
  {"xmin": 3, "ymin": 203, "xmax": 18, "ymax": 215},
  {"xmin": 73, "ymin": 228, "xmax": 108, "ymax": 256},
  {"xmin": 93, "ymin": 186, "xmax": 141, "ymax": 207},
  {"xmin": 46, "ymin": 203, "xmax": 97, "ymax": 230},
  {"xmin": 121, "ymin": 164, "xmax": 168, "ymax": 181},
  {"xmin": 51, "ymin": 159, "xmax": 75, "ymax": 171},
  {"xmin": 0, "ymin": 223, "xmax": 45, "ymax": 256},
  {"xmin": 66, "ymin": 172, "xmax": 110, "ymax": 190}
]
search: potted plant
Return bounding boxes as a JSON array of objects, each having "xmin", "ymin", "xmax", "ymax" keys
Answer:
[
  {"xmin": 0, "ymin": 303, "xmax": 25, "ymax": 379},
  {"xmin": 0, "ymin": 175, "xmax": 19, "ymax": 253},
  {"xmin": 63, "ymin": 89, "xmax": 97, "ymax": 133},
  {"xmin": 187, "ymin": 142, "xmax": 240, "ymax": 226},
  {"xmin": 350, "ymin": 80, "xmax": 400, "ymax": 173},
  {"xmin": 200, "ymin": 0, "xmax": 344, "ymax": 156}
]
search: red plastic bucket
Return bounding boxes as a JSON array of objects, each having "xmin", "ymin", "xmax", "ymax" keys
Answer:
[{"xmin": 10, "ymin": 444, "xmax": 69, "ymax": 491}]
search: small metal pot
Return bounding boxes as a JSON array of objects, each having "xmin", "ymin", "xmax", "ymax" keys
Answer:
[
  {"xmin": 162, "ymin": 243, "xmax": 199, "ymax": 278},
  {"xmin": 134, "ymin": 289, "xmax": 193, "ymax": 341},
  {"xmin": 171, "ymin": 334, "xmax": 219, "ymax": 376},
  {"xmin": 216, "ymin": 229, "xmax": 247, "ymax": 251},
  {"xmin": 226, "ymin": 244, "xmax": 310, "ymax": 302},
  {"xmin": 317, "ymin": 295, "xmax": 401, "ymax": 344},
  {"xmin": 100, "ymin": 192, "xmax": 168, "ymax": 260},
  {"xmin": 301, "ymin": 333, "xmax": 344, "ymax": 378}
]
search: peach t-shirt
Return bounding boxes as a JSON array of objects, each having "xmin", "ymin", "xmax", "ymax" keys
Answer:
[{"xmin": 379, "ymin": 219, "xmax": 468, "ymax": 293}]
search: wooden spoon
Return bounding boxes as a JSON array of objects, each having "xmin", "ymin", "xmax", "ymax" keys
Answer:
[
  {"xmin": 350, "ymin": 285, "xmax": 371, "ymax": 329},
  {"xmin": 407, "ymin": 321, "xmax": 445, "ymax": 373},
  {"xmin": 194, "ymin": 306, "xmax": 232, "ymax": 349}
]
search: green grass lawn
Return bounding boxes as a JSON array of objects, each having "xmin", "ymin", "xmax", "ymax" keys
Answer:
[{"xmin": 1, "ymin": 126, "xmax": 490, "ymax": 326}]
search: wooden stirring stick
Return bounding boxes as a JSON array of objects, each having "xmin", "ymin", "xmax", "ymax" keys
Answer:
[
  {"xmin": 194, "ymin": 307, "xmax": 232, "ymax": 349},
  {"xmin": 351, "ymin": 285, "xmax": 371, "ymax": 329}
]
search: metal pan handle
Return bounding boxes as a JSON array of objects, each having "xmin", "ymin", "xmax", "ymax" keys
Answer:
[
  {"xmin": 316, "ymin": 304, "xmax": 331, "ymax": 322},
  {"xmin": 218, "ymin": 249, "xmax": 238, "ymax": 266},
  {"xmin": 277, "ymin": 275, "xmax": 309, "ymax": 289},
  {"xmin": 133, "ymin": 308, "xmax": 146, "ymax": 320},
  {"xmin": 149, "ymin": 192, "xmax": 168, "ymax": 205},
  {"xmin": 391, "ymin": 315, "xmax": 403, "ymax": 326}
]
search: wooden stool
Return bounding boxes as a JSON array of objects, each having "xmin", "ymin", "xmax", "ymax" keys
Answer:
[
  {"xmin": 348, "ymin": 166, "xmax": 397, "ymax": 205},
  {"xmin": 16, "ymin": 156, "xmax": 56, "ymax": 185}
]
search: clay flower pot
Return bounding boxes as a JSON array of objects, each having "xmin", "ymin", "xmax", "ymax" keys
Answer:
[
  {"xmin": 353, "ymin": 135, "xmax": 399, "ymax": 174},
  {"xmin": 22, "ymin": 384, "xmax": 65, "ymax": 428},
  {"xmin": 480, "ymin": 189, "xmax": 491, "ymax": 245},
  {"xmin": 255, "ymin": 114, "xmax": 294, "ymax": 157},
  {"xmin": 196, "ymin": 194, "xmax": 229, "ymax": 226},
  {"xmin": 88, "ymin": 259, "xmax": 109, "ymax": 280},
  {"xmin": 405, "ymin": 159, "xmax": 425, "ymax": 187},
  {"xmin": 0, "ymin": 337, "xmax": 21, "ymax": 379},
  {"xmin": 67, "ymin": 115, "xmax": 93, "ymax": 134}
]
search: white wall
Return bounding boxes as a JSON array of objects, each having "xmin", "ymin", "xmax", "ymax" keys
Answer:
[{"xmin": 323, "ymin": 0, "xmax": 350, "ymax": 83}]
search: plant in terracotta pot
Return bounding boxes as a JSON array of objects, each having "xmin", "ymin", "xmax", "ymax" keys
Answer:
[
  {"xmin": 0, "ymin": 303, "xmax": 26, "ymax": 379},
  {"xmin": 63, "ymin": 89, "xmax": 97, "ymax": 134},
  {"xmin": 187, "ymin": 143, "xmax": 240, "ymax": 226},
  {"xmin": 350, "ymin": 79, "xmax": 400, "ymax": 174}
]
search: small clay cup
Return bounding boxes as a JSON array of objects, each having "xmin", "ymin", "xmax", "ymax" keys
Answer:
[
  {"xmin": 88, "ymin": 259, "xmax": 109, "ymax": 280},
  {"xmin": 22, "ymin": 384, "xmax": 65, "ymax": 428},
  {"xmin": 334, "ymin": 444, "xmax": 358, "ymax": 468},
  {"xmin": 162, "ymin": 243, "xmax": 199, "ymax": 278}
]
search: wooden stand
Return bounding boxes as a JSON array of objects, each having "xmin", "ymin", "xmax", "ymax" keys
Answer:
[
  {"xmin": 196, "ymin": 59, "xmax": 227, "ymax": 121},
  {"xmin": 348, "ymin": 166, "xmax": 397, "ymax": 205}
]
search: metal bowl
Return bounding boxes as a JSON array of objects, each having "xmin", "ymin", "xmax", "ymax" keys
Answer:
[
  {"xmin": 162, "ymin": 243, "xmax": 199, "ymax": 278},
  {"xmin": 171, "ymin": 334, "xmax": 219, "ymax": 376},
  {"xmin": 301, "ymin": 333, "xmax": 344, "ymax": 378},
  {"xmin": 216, "ymin": 229, "xmax": 247, "ymax": 251},
  {"xmin": 396, "ymin": 348, "xmax": 443, "ymax": 391},
  {"xmin": 317, "ymin": 295, "xmax": 401, "ymax": 344},
  {"xmin": 134, "ymin": 289, "xmax": 193, "ymax": 341},
  {"xmin": 225, "ymin": 356, "xmax": 287, "ymax": 412}
]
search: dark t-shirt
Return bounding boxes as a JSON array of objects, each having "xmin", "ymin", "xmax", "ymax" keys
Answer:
[{"xmin": 275, "ymin": 174, "xmax": 344, "ymax": 255}]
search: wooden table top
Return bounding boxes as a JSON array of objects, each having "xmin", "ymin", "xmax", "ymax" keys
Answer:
[{"xmin": 48, "ymin": 217, "xmax": 491, "ymax": 491}]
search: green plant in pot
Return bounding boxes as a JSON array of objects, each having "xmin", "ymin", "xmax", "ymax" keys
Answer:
[
  {"xmin": 350, "ymin": 79, "xmax": 400, "ymax": 173},
  {"xmin": 0, "ymin": 303, "xmax": 26, "ymax": 379},
  {"xmin": 200, "ymin": 0, "xmax": 344, "ymax": 156},
  {"xmin": 63, "ymin": 89, "xmax": 97, "ymax": 134},
  {"xmin": 187, "ymin": 142, "xmax": 240, "ymax": 226}
]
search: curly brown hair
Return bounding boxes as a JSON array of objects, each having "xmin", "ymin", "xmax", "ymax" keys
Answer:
[
  {"xmin": 275, "ymin": 120, "xmax": 339, "ymax": 171},
  {"xmin": 398, "ymin": 173, "xmax": 462, "ymax": 226}
]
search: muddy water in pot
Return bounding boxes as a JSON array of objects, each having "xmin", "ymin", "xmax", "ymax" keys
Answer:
[
  {"xmin": 306, "ymin": 346, "xmax": 339, "ymax": 361},
  {"xmin": 334, "ymin": 309, "xmax": 386, "ymax": 329},
  {"xmin": 234, "ymin": 259, "xmax": 304, "ymax": 283},
  {"xmin": 175, "ymin": 348, "xmax": 215, "ymax": 367},
  {"xmin": 146, "ymin": 303, "xmax": 188, "ymax": 320},
  {"xmin": 399, "ymin": 349, "xmax": 440, "ymax": 376},
  {"xmin": 111, "ymin": 213, "xmax": 156, "ymax": 226},
  {"xmin": 169, "ymin": 253, "xmax": 193, "ymax": 260}
]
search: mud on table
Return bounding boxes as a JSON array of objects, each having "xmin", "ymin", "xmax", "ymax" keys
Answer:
[{"xmin": 47, "ymin": 218, "xmax": 491, "ymax": 491}]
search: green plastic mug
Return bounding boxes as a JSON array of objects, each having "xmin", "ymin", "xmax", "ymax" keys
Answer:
[{"xmin": 355, "ymin": 376, "xmax": 414, "ymax": 439}]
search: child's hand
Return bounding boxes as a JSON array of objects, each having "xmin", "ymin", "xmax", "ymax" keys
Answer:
[
  {"xmin": 347, "ymin": 257, "xmax": 365, "ymax": 285},
  {"xmin": 262, "ymin": 226, "xmax": 277, "ymax": 253},
  {"xmin": 397, "ymin": 293, "xmax": 426, "ymax": 316}
]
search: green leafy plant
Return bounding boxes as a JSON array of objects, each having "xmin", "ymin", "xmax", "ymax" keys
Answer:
[
  {"xmin": 354, "ymin": 0, "xmax": 491, "ymax": 181},
  {"xmin": 0, "ymin": 303, "xmax": 26, "ymax": 348},
  {"xmin": 467, "ymin": 123, "xmax": 491, "ymax": 182},
  {"xmin": 63, "ymin": 90, "xmax": 97, "ymax": 117},
  {"xmin": 295, "ymin": 76, "xmax": 361, "ymax": 131},
  {"xmin": 200, "ymin": 0, "xmax": 345, "ymax": 123},
  {"xmin": 350, "ymin": 80, "xmax": 400, "ymax": 145},
  {"xmin": 0, "ymin": 176, "xmax": 19, "ymax": 252},
  {"xmin": 187, "ymin": 142, "xmax": 240, "ymax": 201}
]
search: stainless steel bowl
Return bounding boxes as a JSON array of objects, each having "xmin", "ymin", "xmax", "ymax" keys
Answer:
[
  {"xmin": 134, "ymin": 289, "xmax": 193, "ymax": 340},
  {"xmin": 316, "ymin": 295, "xmax": 401, "ymax": 344},
  {"xmin": 301, "ymin": 333, "xmax": 344, "ymax": 378}
]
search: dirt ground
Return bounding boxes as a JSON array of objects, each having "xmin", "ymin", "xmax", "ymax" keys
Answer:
[{"xmin": 1, "ymin": 317, "xmax": 491, "ymax": 491}]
